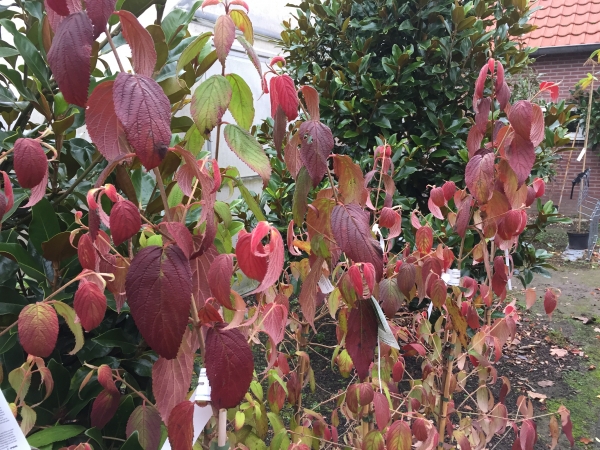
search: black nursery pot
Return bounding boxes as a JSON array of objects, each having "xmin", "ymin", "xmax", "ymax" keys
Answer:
[{"xmin": 567, "ymin": 231, "xmax": 589, "ymax": 250}]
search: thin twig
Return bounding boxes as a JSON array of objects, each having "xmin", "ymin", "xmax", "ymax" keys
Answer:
[{"xmin": 153, "ymin": 167, "xmax": 172, "ymax": 222}]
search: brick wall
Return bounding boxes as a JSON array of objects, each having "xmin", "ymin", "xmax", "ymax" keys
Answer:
[{"xmin": 532, "ymin": 50, "xmax": 600, "ymax": 216}]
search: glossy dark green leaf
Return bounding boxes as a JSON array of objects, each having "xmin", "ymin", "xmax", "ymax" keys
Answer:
[{"xmin": 30, "ymin": 198, "xmax": 61, "ymax": 255}]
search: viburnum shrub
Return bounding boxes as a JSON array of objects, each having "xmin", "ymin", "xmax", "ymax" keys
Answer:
[{"xmin": 0, "ymin": 1, "xmax": 573, "ymax": 450}]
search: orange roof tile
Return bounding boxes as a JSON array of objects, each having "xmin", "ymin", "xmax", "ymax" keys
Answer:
[{"xmin": 526, "ymin": 0, "xmax": 600, "ymax": 48}]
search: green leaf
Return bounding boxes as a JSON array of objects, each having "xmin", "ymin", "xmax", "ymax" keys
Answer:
[
  {"xmin": 214, "ymin": 201, "xmax": 232, "ymax": 228},
  {"xmin": 223, "ymin": 124, "xmax": 270, "ymax": 186},
  {"xmin": 121, "ymin": 431, "xmax": 144, "ymax": 450},
  {"xmin": 0, "ymin": 287, "xmax": 26, "ymax": 315},
  {"xmin": 226, "ymin": 73, "xmax": 255, "ymax": 130},
  {"xmin": 191, "ymin": 75, "xmax": 232, "ymax": 136},
  {"xmin": 0, "ymin": 64, "xmax": 34, "ymax": 100},
  {"xmin": 176, "ymin": 31, "xmax": 212, "ymax": 77},
  {"xmin": 184, "ymin": 124, "xmax": 205, "ymax": 156},
  {"xmin": 84, "ymin": 428, "xmax": 108, "ymax": 450},
  {"xmin": 0, "ymin": 47, "xmax": 19, "ymax": 58},
  {"xmin": 30, "ymin": 198, "xmax": 61, "ymax": 255},
  {"xmin": 52, "ymin": 302, "xmax": 84, "ymax": 355},
  {"xmin": 0, "ymin": 19, "xmax": 50, "ymax": 89},
  {"xmin": 27, "ymin": 425, "xmax": 85, "ymax": 447},
  {"xmin": 235, "ymin": 179, "xmax": 266, "ymax": 222},
  {"xmin": 92, "ymin": 329, "xmax": 137, "ymax": 353},
  {"xmin": 0, "ymin": 333, "xmax": 18, "ymax": 354},
  {"xmin": 0, "ymin": 242, "xmax": 46, "ymax": 281}
]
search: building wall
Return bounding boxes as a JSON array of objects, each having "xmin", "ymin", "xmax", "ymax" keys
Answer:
[{"xmin": 531, "ymin": 50, "xmax": 591, "ymax": 100}]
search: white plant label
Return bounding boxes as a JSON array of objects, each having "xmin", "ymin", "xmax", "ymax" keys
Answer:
[
  {"xmin": 0, "ymin": 390, "xmax": 30, "ymax": 450},
  {"xmin": 370, "ymin": 296, "xmax": 400, "ymax": 349},
  {"xmin": 318, "ymin": 275, "xmax": 334, "ymax": 294},
  {"xmin": 577, "ymin": 147, "xmax": 586, "ymax": 161}
]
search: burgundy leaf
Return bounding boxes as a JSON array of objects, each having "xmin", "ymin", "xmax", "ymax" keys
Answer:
[
  {"xmin": 467, "ymin": 126, "xmax": 484, "ymax": 158},
  {"xmin": 299, "ymin": 256, "xmax": 324, "ymax": 329},
  {"xmin": 396, "ymin": 262, "xmax": 416, "ymax": 298},
  {"xmin": 168, "ymin": 401, "xmax": 194, "ymax": 450},
  {"xmin": 0, "ymin": 171, "xmax": 13, "ymax": 222},
  {"xmin": 299, "ymin": 120, "xmax": 334, "ymax": 186},
  {"xmin": 22, "ymin": 165, "xmax": 48, "ymax": 208},
  {"xmin": 85, "ymin": 0, "xmax": 116, "ymax": 39},
  {"xmin": 110, "ymin": 199, "xmax": 141, "ymax": 246},
  {"xmin": 192, "ymin": 246, "xmax": 219, "ymax": 308},
  {"xmin": 91, "ymin": 390, "xmax": 120, "ymax": 429},
  {"xmin": 558, "ymin": 405, "xmax": 574, "ymax": 447},
  {"xmin": 152, "ymin": 330, "xmax": 197, "ymax": 423},
  {"xmin": 18, "ymin": 303, "xmax": 59, "ymax": 357},
  {"xmin": 163, "ymin": 222, "xmax": 194, "ymax": 259},
  {"xmin": 505, "ymin": 134, "xmax": 535, "ymax": 186},
  {"xmin": 45, "ymin": 0, "xmax": 65, "ymax": 31},
  {"xmin": 113, "ymin": 72, "xmax": 171, "ymax": 170},
  {"xmin": 249, "ymin": 223, "xmax": 284, "ymax": 294},
  {"xmin": 117, "ymin": 10, "xmax": 157, "ymax": 77},
  {"xmin": 125, "ymin": 245, "xmax": 192, "ymax": 359},
  {"xmin": 331, "ymin": 204, "xmax": 383, "ymax": 281},
  {"xmin": 379, "ymin": 278, "xmax": 402, "ymax": 317},
  {"xmin": 73, "ymin": 279, "xmax": 106, "ymax": 331},
  {"xmin": 455, "ymin": 194, "xmax": 472, "ymax": 237},
  {"xmin": 373, "ymin": 392, "xmax": 390, "ymax": 431},
  {"xmin": 47, "ymin": 0, "xmax": 69, "ymax": 16},
  {"xmin": 392, "ymin": 357, "xmax": 405, "ymax": 383},
  {"xmin": 205, "ymin": 324, "xmax": 254, "ymax": 409},
  {"xmin": 86, "ymin": 81, "xmax": 130, "ymax": 160},
  {"xmin": 544, "ymin": 288, "xmax": 558, "ymax": 319},
  {"xmin": 208, "ymin": 253, "xmax": 234, "ymax": 308},
  {"xmin": 214, "ymin": 14, "xmax": 235, "ymax": 65},
  {"xmin": 126, "ymin": 404, "xmax": 162, "ymax": 450},
  {"xmin": 346, "ymin": 300, "xmax": 378, "ymax": 380},
  {"xmin": 47, "ymin": 11, "xmax": 93, "ymax": 107},
  {"xmin": 465, "ymin": 152, "xmax": 494, "ymax": 203},
  {"xmin": 261, "ymin": 300, "xmax": 288, "ymax": 344},
  {"xmin": 13, "ymin": 138, "xmax": 47, "ymax": 189},
  {"xmin": 269, "ymin": 74, "xmax": 298, "ymax": 121},
  {"xmin": 508, "ymin": 100, "xmax": 533, "ymax": 139}
]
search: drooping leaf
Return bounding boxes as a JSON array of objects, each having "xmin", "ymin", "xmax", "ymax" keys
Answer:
[
  {"xmin": 236, "ymin": 36, "xmax": 262, "ymax": 84},
  {"xmin": 110, "ymin": 199, "xmax": 141, "ymax": 246},
  {"xmin": 207, "ymin": 253, "xmax": 234, "ymax": 308},
  {"xmin": 47, "ymin": 0, "xmax": 69, "ymax": 16},
  {"xmin": 379, "ymin": 278, "xmax": 402, "ymax": 318},
  {"xmin": 269, "ymin": 74, "xmax": 298, "ymax": 121},
  {"xmin": 346, "ymin": 300, "xmax": 378, "ymax": 380},
  {"xmin": 544, "ymin": 288, "xmax": 558, "ymax": 319},
  {"xmin": 152, "ymin": 330, "xmax": 197, "ymax": 423},
  {"xmin": 125, "ymin": 245, "xmax": 192, "ymax": 359},
  {"xmin": 299, "ymin": 256, "xmax": 324, "ymax": 329},
  {"xmin": 465, "ymin": 152, "xmax": 494, "ymax": 204},
  {"xmin": 113, "ymin": 72, "xmax": 171, "ymax": 170},
  {"xmin": 299, "ymin": 120, "xmax": 334, "ymax": 186},
  {"xmin": 20, "ymin": 404, "xmax": 36, "ymax": 436},
  {"xmin": 235, "ymin": 229, "xmax": 267, "ymax": 281},
  {"xmin": 363, "ymin": 430, "xmax": 385, "ymax": 450},
  {"xmin": 13, "ymin": 138, "xmax": 47, "ymax": 189},
  {"xmin": 176, "ymin": 31, "xmax": 212, "ymax": 76},
  {"xmin": 333, "ymin": 155, "xmax": 368, "ymax": 205},
  {"xmin": 261, "ymin": 300, "xmax": 288, "ymax": 344},
  {"xmin": 47, "ymin": 12, "xmax": 93, "ymax": 107},
  {"xmin": 557, "ymin": 405, "xmax": 574, "ymax": 447},
  {"xmin": 52, "ymin": 302, "xmax": 84, "ymax": 355},
  {"xmin": 18, "ymin": 303, "xmax": 59, "ymax": 357},
  {"xmin": 85, "ymin": 0, "xmax": 116, "ymax": 38},
  {"xmin": 386, "ymin": 420, "xmax": 411, "ymax": 450},
  {"xmin": 298, "ymin": 85, "xmax": 320, "ymax": 120},
  {"xmin": 230, "ymin": 9, "xmax": 253, "ymax": 44},
  {"xmin": 226, "ymin": 73, "xmax": 255, "ymax": 130},
  {"xmin": 191, "ymin": 74, "xmax": 232, "ymax": 136},
  {"xmin": 73, "ymin": 279, "xmax": 106, "ymax": 331},
  {"xmin": 397, "ymin": 263, "xmax": 416, "ymax": 298},
  {"xmin": 117, "ymin": 10, "xmax": 157, "ymax": 77},
  {"xmin": 27, "ymin": 425, "xmax": 85, "ymax": 447},
  {"xmin": 205, "ymin": 324, "xmax": 254, "ymax": 409},
  {"xmin": 167, "ymin": 401, "xmax": 194, "ymax": 450},
  {"xmin": 223, "ymin": 124, "xmax": 270, "ymax": 186},
  {"xmin": 126, "ymin": 404, "xmax": 162, "ymax": 450},
  {"xmin": 163, "ymin": 222, "xmax": 194, "ymax": 259},
  {"xmin": 415, "ymin": 225, "xmax": 433, "ymax": 254},
  {"xmin": 86, "ymin": 81, "xmax": 130, "ymax": 161},
  {"xmin": 373, "ymin": 392, "xmax": 390, "ymax": 431},
  {"xmin": 331, "ymin": 204, "xmax": 383, "ymax": 281},
  {"xmin": 91, "ymin": 389, "xmax": 120, "ymax": 429},
  {"xmin": 292, "ymin": 167, "xmax": 312, "ymax": 225},
  {"xmin": 505, "ymin": 133, "xmax": 535, "ymax": 186},
  {"xmin": 214, "ymin": 14, "xmax": 235, "ymax": 65}
]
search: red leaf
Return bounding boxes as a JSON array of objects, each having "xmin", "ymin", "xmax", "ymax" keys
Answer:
[
  {"xmin": 474, "ymin": 64, "xmax": 488, "ymax": 107},
  {"xmin": 396, "ymin": 262, "xmax": 416, "ymax": 298},
  {"xmin": 386, "ymin": 420, "xmax": 411, "ymax": 450},
  {"xmin": 110, "ymin": 199, "xmax": 141, "ymax": 246},
  {"xmin": 22, "ymin": 164, "xmax": 49, "ymax": 208},
  {"xmin": 544, "ymin": 288, "xmax": 558, "ymax": 319},
  {"xmin": 331, "ymin": 204, "xmax": 384, "ymax": 281},
  {"xmin": 214, "ymin": 14, "xmax": 235, "ymax": 65},
  {"xmin": 18, "ymin": 303, "xmax": 59, "ymax": 357},
  {"xmin": 125, "ymin": 245, "xmax": 192, "ymax": 359},
  {"xmin": 346, "ymin": 300, "xmax": 378, "ymax": 380},
  {"xmin": 540, "ymin": 81, "xmax": 559, "ymax": 102},
  {"xmin": 97, "ymin": 364, "xmax": 117, "ymax": 393},
  {"xmin": 379, "ymin": 278, "xmax": 402, "ymax": 317},
  {"xmin": 505, "ymin": 133, "xmax": 535, "ymax": 187},
  {"xmin": 205, "ymin": 324, "xmax": 254, "ymax": 409},
  {"xmin": 163, "ymin": 222, "xmax": 194, "ymax": 259},
  {"xmin": 153, "ymin": 330, "xmax": 197, "ymax": 423},
  {"xmin": 47, "ymin": 11, "xmax": 93, "ymax": 107},
  {"xmin": 47, "ymin": 0, "xmax": 69, "ymax": 16},
  {"xmin": 192, "ymin": 246, "xmax": 219, "ymax": 308},
  {"xmin": 117, "ymin": 10, "xmax": 157, "ymax": 77},
  {"xmin": 442, "ymin": 181, "xmax": 456, "ymax": 202},
  {"xmin": 416, "ymin": 225, "xmax": 433, "ymax": 254},
  {"xmin": 299, "ymin": 120, "xmax": 334, "ymax": 186},
  {"xmin": 86, "ymin": 81, "xmax": 130, "ymax": 161},
  {"xmin": 299, "ymin": 85, "xmax": 320, "ymax": 120},
  {"xmin": 249, "ymin": 223, "xmax": 284, "ymax": 294},
  {"xmin": 270, "ymin": 74, "xmax": 298, "ymax": 121},
  {"xmin": 429, "ymin": 187, "xmax": 446, "ymax": 207},
  {"xmin": 126, "ymin": 404, "xmax": 162, "ymax": 450},
  {"xmin": 373, "ymin": 392, "xmax": 390, "ymax": 431},
  {"xmin": 532, "ymin": 178, "xmax": 545, "ymax": 198},
  {"xmin": 392, "ymin": 357, "xmax": 405, "ymax": 382},
  {"xmin": 466, "ymin": 152, "xmax": 494, "ymax": 203},
  {"xmin": 261, "ymin": 301, "xmax": 288, "ymax": 344},
  {"xmin": 412, "ymin": 418, "xmax": 429, "ymax": 441},
  {"xmin": 91, "ymin": 389, "xmax": 120, "ymax": 429},
  {"xmin": 168, "ymin": 401, "xmax": 194, "ymax": 450},
  {"xmin": 467, "ymin": 126, "xmax": 484, "ymax": 158},
  {"xmin": 509, "ymin": 100, "xmax": 533, "ymax": 139},
  {"xmin": 73, "ymin": 279, "xmax": 106, "ymax": 331},
  {"xmin": 519, "ymin": 419, "xmax": 535, "ymax": 450},
  {"xmin": 235, "ymin": 230, "xmax": 267, "ymax": 281},
  {"xmin": 558, "ymin": 405, "xmax": 574, "ymax": 447},
  {"xmin": 113, "ymin": 72, "xmax": 171, "ymax": 170},
  {"xmin": 13, "ymin": 138, "xmax": 47, "ymax": 189},
  {"xmin": 208, "ymin": 254, "xmax": 234, "ymax": 308},
  {"xmin": 0, "ymin": 171, "xmax": 14, "ymax": 222},
  {"xmin": 85, "ymin": 0, "xmax": 116, "ymax": 39}
]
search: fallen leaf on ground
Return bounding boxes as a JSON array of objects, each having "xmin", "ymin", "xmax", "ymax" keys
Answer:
[
  {"xmin": 527, "ymin": 391, "xmax": 547, "ymax": 402},
  {"xmin": 537, "ymin": 380, "xmax": 554, "ymax": 387},
  {"xmin": 594, "ymin": 327, "xmax": 600, "ymax": 333},
  {"xmin": 550, "ymin": 347, "xmax": 568, "ymax": 358},
  {"xmin": 572, "ymin": 316, "xmax": 596, "ymax": 324},
  {"xmin": 579, "ymin": 437, "xmax": 593, "ymax": 445},
  {"xmin": 589, "ymin": 365, "xmax": 596, "ymax": 370}
]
